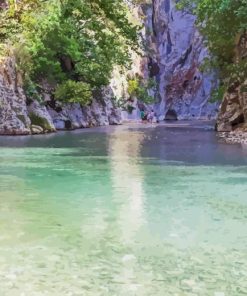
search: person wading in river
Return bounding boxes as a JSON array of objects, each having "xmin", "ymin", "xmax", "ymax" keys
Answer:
[
  {"xmin": 147, "ymin": 110, "xmax": 155, "ymax": 123},
  {"xmin": 140, "ymin": 110, "xmax": 147, "ymax": 122}
]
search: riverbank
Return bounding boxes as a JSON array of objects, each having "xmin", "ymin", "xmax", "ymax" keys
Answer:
[
  {"xmin": 125, "ymin": 120, "xmax": 247, "ymax": 144},
  {"xmin": 0, "ymin": 119, "xmax": 215, "ymax": 136},
  {"xmin": 218, "ymin": 130, "xmax": 247, "ymax": 144},
  {"xmin": 2, "ymin": 118, "xmax": 247, "ymax": 145}
]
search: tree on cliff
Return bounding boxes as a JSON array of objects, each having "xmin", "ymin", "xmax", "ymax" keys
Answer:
[
  {"xmin": 0, "ymin": 0, "xmax": 140, "ymax": 104},
  {"xmin": 178, "ymin": 0, "xmax": 247, "ymax": 100}
]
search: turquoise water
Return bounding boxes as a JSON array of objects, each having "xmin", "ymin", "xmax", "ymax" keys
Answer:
[{"xmin": 0, "ymin": 124, "xmax": 247, "ymax": 296}]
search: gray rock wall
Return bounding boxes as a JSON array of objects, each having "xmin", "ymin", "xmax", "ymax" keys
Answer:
[
  {"xmin": 0, "ymin": 58, "xmax": 121, "ymax": 135},
  {"xmin": 217, "ymin": 34, "xmax": 247, "ymax": 132},
  {"xmin": 0, "ymin": 1, "xmax": 224, "ymax": 136},
  {"xmin": 143, "ymin": 0, "xmax": 219, "ymax": 120},
  {"xmin": 0, "ymin": 57, "xmax": 31, "ymax": 135},
  {"xmin": 47, "ymin": 87, "xmax": 122, "ymax": 130}
]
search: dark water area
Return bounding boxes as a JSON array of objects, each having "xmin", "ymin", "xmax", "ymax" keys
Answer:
[{"xmin": 1, "ymin": 122, "xmax": 247, "ymax": 166}]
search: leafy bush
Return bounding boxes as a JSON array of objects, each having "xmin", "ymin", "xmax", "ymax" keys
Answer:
[
  {"xmin": 54, "ymin": 80, "xmax": 92, "ymax": 105},
  {"xmin": 127, "ymin": 76, "xmax": 156, "ymax": 104},
  {"xmin": 209, "ymin": 85, "xmax": 227, "ymax": 103},
  {"xmin": 127, "ymin": 78, "xmax": 139, "ymax": 96},
  {"xmin": 0, "ymin": 0, "xmax": 140, "ymax": 101},
  {"xmin": 24, "ymin": 79, "xmax": 42, "ymax": 102}
]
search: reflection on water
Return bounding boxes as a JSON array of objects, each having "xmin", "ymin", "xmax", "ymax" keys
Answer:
[
  {"xmin": 0, "ymin": 124, "xmax": 247, "ymax": 295},
  {"xmin": 109, "ymin": 130, "xmax": 147, "ymax": 294},
  {"xmin": 109, "ymin": 130, "xmax": 146, "ymax": 243}
]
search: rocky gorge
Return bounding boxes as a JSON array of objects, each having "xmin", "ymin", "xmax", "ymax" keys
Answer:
[
  {"xmin": 142, "ymin": 0, "xmax": 219, "ymax": 121},
  {"xmin": 0, "ymin": 0, "xmax": 246, "ymax": 142},
  {"xmin": 0, "ymin": 56, "xmax": 122, "ymax": 135}
]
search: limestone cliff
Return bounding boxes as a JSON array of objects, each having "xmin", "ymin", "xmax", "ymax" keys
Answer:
[
  {"xmin": 142, "ymin": 0, "xmax": 219, "ymax": 120},
  {"xmin": 0, "ymin": 57, "xmax": 31, "ymax": 135},
  {"xmin": 108, "ymin": 0, "xmax": 219, "ymax": 122},
  {"xmin": 217, "ymin": 33, "xmax": 247, "ymax": 133},
  {"xmin": 0, "ymin": 0, "xmax": 235, "ymax": 135},
  {"xmin": 0, "ymin": 57, "xmax": 121, "ymax": 135}
]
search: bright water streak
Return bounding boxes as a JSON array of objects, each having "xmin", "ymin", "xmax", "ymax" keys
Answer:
[{"xmin": 0, "ymin": 124, "xmax": 247, "ymax": 296}]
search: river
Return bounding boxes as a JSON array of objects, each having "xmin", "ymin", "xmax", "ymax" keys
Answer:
[{"xmin": 0, "ymin": 123, "xmax": 247, "ymax": 295}]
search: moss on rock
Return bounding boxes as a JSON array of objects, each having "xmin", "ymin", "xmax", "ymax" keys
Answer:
[
  {"xmin": 29, "ymin": 112, "xmax": 54, "ymax": 132},
  {"xmin": 17, "ymin": 114, "xmax": 27, "ymax": 125}
]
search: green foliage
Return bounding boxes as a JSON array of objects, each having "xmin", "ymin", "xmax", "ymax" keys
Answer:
[
  {"xmin": 209, "ymin": 84, "xmax": 227, "ymax": 103},
  {"xmin": 54, "ymin": 80, "xmax": 92, "ymax": 105},
  {"xmin": 24, "ymin": 79, "xmax": 42, "ymax": 102},
  {"xmin": 127, "ymin": 76, "xmax": 156, "ymax": 104},
  {"xmin": 126, "ymin": 104, "xmax": 136, "ymax": 114},
  {"xmin": 177, "ymin": 0, "xmax": 247, "ymax": 101},
  {"xmin": 127, "ymin": 78, "xmax": 139, "ymax": 96},
  {"xmin": 0, "ymin": 0, "xmax": 139, "ymax": 102}
]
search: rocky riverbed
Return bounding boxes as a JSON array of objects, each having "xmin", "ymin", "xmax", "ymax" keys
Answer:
[{"xmin": 218, "ymin": 131, "xmax": 247, "ymax": 144}]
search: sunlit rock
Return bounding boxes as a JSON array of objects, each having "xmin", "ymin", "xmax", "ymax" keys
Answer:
[
  {"xmin": 28, "ymin": 101, "xmax": 56, "ymax": 133},
  {"xmin": 0, "ymin": 57, "xmax": 31, "ymax": 135}
]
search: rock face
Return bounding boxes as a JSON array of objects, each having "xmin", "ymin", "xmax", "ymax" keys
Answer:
[
  {"xmin": 48, "ymin": 87, "xmax": 121, "ymax": 130},
  {"xmin": 0, "ymin": 58, "xmax": 121, "ymax": 135},
  {"xmin": 217, "ymin": 33, "xmax": 247, "ymax": 133},
  {"xmin": 143, "ymin": 0, "xmax": 219, "ymax": 120},
  {"xmin": 0, "ymin": 57, "xmax": 31, "ymax": 135},
  {"xmin": 1, "ymin": 1, "xmax": 237, "ymax": 135},
  {"xmin": 106, "ymin": 1, "xmax": 219, "ymax": 122},
  {"xmin": 28, "ymin": 101, "xmax": 56, "ymax": 133},
  {"xmin": 217, "ymin": 80, "xmax": 247, "ymax": 132}
]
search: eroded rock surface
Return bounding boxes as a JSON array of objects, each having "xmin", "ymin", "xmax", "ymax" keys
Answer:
[
  {"xmin": 0, "ymin": 58, "xmax": 121, "ymax": 135},
  {"xmin": 1, "ymin": 1, "xmax": 243, "ymax": 136},
  {"xmin": 0, "ymin": 57, "xmax": 31, "ymax": 135},
  {"xmin": 28, "ymin": 101, "xmax": 56, "ymax": 133},
  {"xmin": 217, "ymin": 80, "xmax": 247, "ymax": 132},
  {"xmin": 143, "ymin": 0, "xmax": 219, "ymax": 120},
  {"xmin": 48, "ymin": 87, "xmax": 121, "ymax": 131},
  {"xmin": 217, "ymin": 33, "xmax": 247, "ymax": 135}
]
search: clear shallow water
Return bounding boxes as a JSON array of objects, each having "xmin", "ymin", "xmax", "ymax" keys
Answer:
[{"xmin": 0, "ymin": 123, "xmax": 247, "ymax": 296}]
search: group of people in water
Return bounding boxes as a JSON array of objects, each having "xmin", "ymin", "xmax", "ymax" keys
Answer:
[{"xmin": 140, "ymin": 109, "xmax": 158, "ymax": 123}]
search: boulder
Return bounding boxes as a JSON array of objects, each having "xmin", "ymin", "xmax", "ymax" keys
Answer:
[
  {"xmin": 28, "ymin": 101, "xmax": 56, "ymax": 133},
  {"xmin": 31, "ymin": 124, "xmax": 44, "ymax": 134}
]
